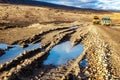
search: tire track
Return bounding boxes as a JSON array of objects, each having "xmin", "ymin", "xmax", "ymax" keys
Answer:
[
  {"xmin": 0, "ymin": 26, "xmax": 77, "ymax": 80},
  {"xmin": 1, "ymin": 24, "xmax": 117, "ymax": 80},
  {"xmin": 0, "ymin": 26, "xmax": 74, "ymax": 72},
  {"xmin": 83, "ymin": 25, "xmax": 114, "ymax": 80},
  {"xmin": 12, "ymin": 26, "xmax": 70, "ymax": 45},
  {"xmin": 28, "ymin": 27, "xmax": 89, "ymax": 80}
]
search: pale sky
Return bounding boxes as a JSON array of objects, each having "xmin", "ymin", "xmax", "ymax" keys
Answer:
[{"xmin": 36, "ymin": 0, "xmax": 120, "ymax": 10}]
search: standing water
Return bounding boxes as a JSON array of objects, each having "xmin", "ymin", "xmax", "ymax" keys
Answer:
[
  {"xmin": 70, "ymin": 26, "xmax": 78, "ymax": 29},
  {"xmin": 79, "ymin": 59, "xmax": 88, "ymax": 67},
  {"xmin": 43, "ymin": 41, "xmax": 84, "ymax": 66},
  {"xmin": 0, "ymin": 43, "xmax": 41, "ymax": 64},
  {"xmin": 0, "ymin": 43, "xmax": 8, "ymax": 49}
]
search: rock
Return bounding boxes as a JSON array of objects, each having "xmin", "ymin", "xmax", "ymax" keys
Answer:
[
  {"xmin": 17, "ymin": 65, "xmax": 22, "ymax": 69},
  {"xmin": 63, "ymin": 66, "xmax": 68, "ymax": 70},
  {"xmin": 52, "ymin": 73, "xmax": 55, "ymax": 76},
  {"xmin": 40, "ymin": 71, "xmax": 44, "ymax": 74},
  {"xmin": 8, "ymin": 72, "xmax": 12, "ymax": 76},
  {"xmin": 6, "ymin": 45, "xmax": 13, "ymax": 50},
  {"xmin": 0, "ymin": 64, "xmax": 3, "ymax": 68},
  {"xmin": 4, "ymin": 76, "xmax": 8, "ymax": 80},
  {"xmin": 47, "ymin": 72, "xmax": 51, "ymax": 75},
  {"xmin": 78, "ymin": 76, "xmax": 81, "ymax": 79},
  {"xmin": 20, "ymin": 43, "xmax": 28, "ymax": 48},
  {"xmin": 85, "ymin": 71, "xmax": 90, "ymax": 77},
  {"xmin": 103, "ymin": 64, "xmax": 107, "ymax": 67},
  {"xmin": 0, "ymin": 48, "xmax": 5, "ymax": 56},
  {"xmin": 35, "ymin": 76, "xmax": 39, "ymax": 79}
]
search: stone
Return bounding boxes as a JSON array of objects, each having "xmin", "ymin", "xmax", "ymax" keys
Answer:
[
  {"xmin": 20, "ymin": 43, "xmax": 28, "ymax": 48},
  {"xmin": 6, "ymin": 45, "xmax": 13, "ymax": 50},
  {"xmin": 52, "ymin": 73, "xmax": 55, "ymax": 76},
  {"xmin": 103, "ymin": 64, "xmax": 107, "ymax": 67},
  {"xmin": 4, "ymin": 76, "xmax": 8, "ymax": 80},
  {"xmin": 17, "ymin": 65, "xmax": 22, "ymax": 69},
  {"xmin": 78, "ymin": 75, "xmax": 81, "ymax": 78},
  {"xmin": 35, "ymin": 76, "xmax": 39, "ymax": 79},
  {"xmin": 85, "ymin": 71, "xmax": 90, "ymax": 77},
  {"xmin": 0, "ymin": 64, "xmax": 4, "ymax": 68},
  {"xmin": 0, "ymin": 48, "xmax": 5, "ymax": 56},
  {"xmin": 40, "ymin": 71, "xmax": 44, "ymax": 74},
  {"xmin": 8, "ymin": 72, "xmax": 12, "ymax": 76}
]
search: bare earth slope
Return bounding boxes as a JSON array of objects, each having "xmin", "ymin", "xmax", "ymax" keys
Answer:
[{"xmin": 0, "ymin": 3, "xmax": 120, "ymax": 80}]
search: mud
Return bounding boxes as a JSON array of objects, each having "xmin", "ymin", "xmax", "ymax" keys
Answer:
[
  {"xmin": 0, "ymin": 22, "xmax": 120, "ymax": 80},
  {"xmin": 0, "ymin": 3, "xmax": 120, "ymax": 80}
]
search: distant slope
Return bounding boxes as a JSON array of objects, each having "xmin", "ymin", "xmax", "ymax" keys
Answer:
[
  {"xmin": 0, "ymin": 0, "xmax": 81, "ymax": 10},
  {"xmin": 0, "ymin": 0, "xmax": 109, "ymax": 12}
]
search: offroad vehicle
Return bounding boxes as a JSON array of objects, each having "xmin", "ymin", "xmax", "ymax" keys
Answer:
[
  {"xmin": 101, "ymin": 17, "xmax": 111, "ymax": 26},
  {"xmin": 92, "ymin": 16, "xmax": 100, "ymax": 24}
]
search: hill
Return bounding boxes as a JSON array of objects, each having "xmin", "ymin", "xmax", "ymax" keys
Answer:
[{"xmin": 0, "ymin": 0, "xmax": 110, "ymax": 12}]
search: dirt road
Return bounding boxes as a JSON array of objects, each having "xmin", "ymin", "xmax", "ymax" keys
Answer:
[
  {"xmin": 86, "ymin": 25, "xmax": 120, "ymax": 80},
  {"xmin": 0, "ymin": 23, "xmax": 120, "ymax": 80}
]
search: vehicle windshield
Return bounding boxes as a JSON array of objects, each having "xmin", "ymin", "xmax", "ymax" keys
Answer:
[
  {"xmin": 94, "ymin": 16, "xmax": 99, "ymax": 19},
  {"xmin": 102, "ymin": 18, "xmax": 110, "ymax": 20}
]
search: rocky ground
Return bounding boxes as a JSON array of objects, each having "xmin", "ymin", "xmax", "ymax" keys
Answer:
[{"xmin": 0, "ymin": 3, "xmax": 120, "ymax": 80}]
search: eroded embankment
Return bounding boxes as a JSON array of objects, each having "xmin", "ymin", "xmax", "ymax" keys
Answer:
[{"xmin": 0, "ymin": 25, "xmax": 119, "ymax": 80}]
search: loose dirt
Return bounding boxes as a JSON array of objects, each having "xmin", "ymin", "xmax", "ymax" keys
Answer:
[{"xmin": 0, "ymin": 3, "xmax": 120, "ymax": 80}]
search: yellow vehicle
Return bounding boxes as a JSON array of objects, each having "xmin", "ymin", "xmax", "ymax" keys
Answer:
[{"xmin": 92, "ymin": 16, "xmax": 100, "ymax": 24}]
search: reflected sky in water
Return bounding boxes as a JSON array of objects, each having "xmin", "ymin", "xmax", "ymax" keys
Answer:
[
  {"xmin": 44, "ymin": 41, "xmax": 84, "ymax": 66},
  {"xmin": 0, "ymin": 43, "xmax": 41, "ymax": 64}
]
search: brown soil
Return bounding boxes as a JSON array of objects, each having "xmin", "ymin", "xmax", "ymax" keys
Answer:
[{"xmin": 0, "ymin": 3, "xmax": 120, "ymax": 80}]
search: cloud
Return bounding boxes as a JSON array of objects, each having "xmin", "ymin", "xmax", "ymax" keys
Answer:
[
  {"xmin": 97, "ymin": 0, "xmax": 120, "ymax": 10},
  {"xmin": 78, "ymin": 0, "xmax": 92, "ymax": 3},
  {"xmin": 51, "ymin": 0, "xmax": 73, "ymax": 6},
  {"xmin": 36, "ymin": 0, "xmax": 120, "ymax": 10}
]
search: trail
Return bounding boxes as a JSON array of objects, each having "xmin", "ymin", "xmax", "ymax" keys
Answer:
[{"xmin": 0, "ymin": 24, "xmax": 120, "ymax": 80}]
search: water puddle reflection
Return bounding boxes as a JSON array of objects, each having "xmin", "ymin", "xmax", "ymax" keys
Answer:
[
  {"xmin": 0, "ymin": 44, "xmax": 8, "ymax": 49},
  {"xmin": 70, "ymin": 26, "xmax": 78, "ymax": 29},
  {"xmin": 0, "ymin": 43, "xmax": 41, "ymax": 64},
  {"xmin": 44, "ymin": 41, "xmax": 84, "ymax": 66},
  {"xmin": 80, "ymin": 59, "xmax": 88, "ymax": 67}
]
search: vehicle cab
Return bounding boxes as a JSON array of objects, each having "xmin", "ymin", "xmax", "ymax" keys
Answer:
[{"xmin": 101, "ymin": 17, "xmax": 112, "ymax": 26}]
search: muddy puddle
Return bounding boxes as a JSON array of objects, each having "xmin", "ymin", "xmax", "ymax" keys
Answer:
[
  {"xmin": 70, "ymin": 26, "xmax": 78, "ymax": 29},
  {"xmin": 0, "ymin": 43, "xmax": 41, "ymax": 64},
  {"xmin": 0, "ymin": 44, "xmax": 8, "ymax": 49},
  {"xmin": 43, "ymin": 41, "xmax": 84, "ymax": 66},
  {"xmin": 79, "ymin": 59, "xmax": 88, "ymax": 67}
]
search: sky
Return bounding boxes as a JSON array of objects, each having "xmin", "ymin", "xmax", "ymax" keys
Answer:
[
  {"xmin": 36, "ymin": 0, "xmax": 120, "ymax": 10},
  {"xmin": 43, "ymin": 41, "xmax": 84, "ymax": 66}
]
